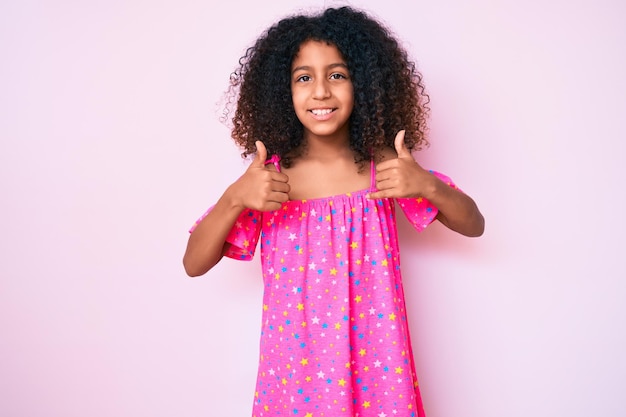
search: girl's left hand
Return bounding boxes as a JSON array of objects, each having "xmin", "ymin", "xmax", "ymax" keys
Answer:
[{"xmin": 367, "ymin": 130, "xmax": 435, "ymax": 199}]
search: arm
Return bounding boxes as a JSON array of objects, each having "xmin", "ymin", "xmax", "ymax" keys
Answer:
[
  {"xmin": 182, "ymin": 141, "xmax": 290, "ymax": 277},
  {"xmin": 420, "ymin": 175, "xmax": 484, "ymax": 237},
  {"xmin": 366, "ymin": 131, "xmax": 484, "ymax": 237}
]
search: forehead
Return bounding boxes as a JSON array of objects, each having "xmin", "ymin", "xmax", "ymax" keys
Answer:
[{"xmin": 292, "ymin": 40, "xmax": 346, "ymax": 68}]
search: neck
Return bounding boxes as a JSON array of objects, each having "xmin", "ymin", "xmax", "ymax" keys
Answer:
[{"xmin": 301, "ymin": 130, "xmax": 351, "ymax": 160}]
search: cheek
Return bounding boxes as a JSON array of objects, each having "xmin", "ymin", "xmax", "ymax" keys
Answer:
[
  {"xmin": 291, "ymin": 88, "xmax": 305, "ymax": 107},
  {"xmin": 290, "ymin": 92, "xmax": 307, "ymax": 120},
  {"xmin": 342, "ymin": 88, "xmax": 355, "ymax": 110}
]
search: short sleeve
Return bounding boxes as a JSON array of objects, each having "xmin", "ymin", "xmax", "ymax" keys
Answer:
[
  {"xmin": 189, "ymin": 206, "xmax": 262, "ymax": 261},
  {"xmin": 396, "ymin": 171, "xmax": 458, "ymax": 232}
]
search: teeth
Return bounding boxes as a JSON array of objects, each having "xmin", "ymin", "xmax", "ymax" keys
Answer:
[{"xmin": 311, "ymin": 109, "xmax": 333, "ymax": 115}]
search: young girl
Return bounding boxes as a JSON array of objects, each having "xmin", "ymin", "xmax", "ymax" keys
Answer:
[{"xmin": 184, "ymin": 6, "xmax": 484, "ymax": 417}]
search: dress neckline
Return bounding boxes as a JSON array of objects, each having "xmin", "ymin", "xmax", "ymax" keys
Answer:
[{"xmin": 266, "ymin": 154, "xmax": 377, "ymax": 205}]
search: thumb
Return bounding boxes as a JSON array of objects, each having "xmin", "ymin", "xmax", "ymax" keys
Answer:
[
  {"xmin": 394, "ymin": 130, "xmax": 411, "ymax": 159},
  {"xmin": 252, "ymin": 140, "xmax": 267, "ymax": 166}
]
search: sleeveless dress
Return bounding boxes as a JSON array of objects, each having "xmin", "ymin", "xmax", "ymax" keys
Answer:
[{"xmin": 191, "ymin": 160, "xmax": 456, "ymax": 417}]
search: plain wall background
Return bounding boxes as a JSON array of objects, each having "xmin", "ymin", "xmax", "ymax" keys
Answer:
[{"xmin": 1, "ymin": 0, "xmax": 625, "ymax": 416}]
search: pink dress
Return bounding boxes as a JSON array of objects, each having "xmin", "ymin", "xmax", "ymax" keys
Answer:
[{"xmin": 192, "ymin": 161, "xmax": 455, "ymax": 417}]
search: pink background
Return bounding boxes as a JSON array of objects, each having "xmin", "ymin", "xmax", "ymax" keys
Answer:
[{"xmin": 1, "ymin": 0, "xmax": 625, "ymax": 416}]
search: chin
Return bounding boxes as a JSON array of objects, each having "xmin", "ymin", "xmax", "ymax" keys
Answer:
[{"xmin": 304, "ymin": 124, "xmax": 349, "ymax": 139}]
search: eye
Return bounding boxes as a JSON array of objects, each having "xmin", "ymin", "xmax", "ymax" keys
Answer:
[
  {"xmin": 329, "ymin": 73, "xmax": 347, "ymax": 80},
  {"xmin": 295, "ymin": 75, "xmax": 311, "ymax": 82}
]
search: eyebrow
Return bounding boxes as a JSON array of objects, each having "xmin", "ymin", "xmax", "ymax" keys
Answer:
[{"xmin": 291, "ymin": 63, "xmax": 349, "ymax": 74}]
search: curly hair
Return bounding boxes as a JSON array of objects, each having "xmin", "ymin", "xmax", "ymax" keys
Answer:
[{"xmin": 224, "ymin": 6, "xmax": 430, "ymax": 167}]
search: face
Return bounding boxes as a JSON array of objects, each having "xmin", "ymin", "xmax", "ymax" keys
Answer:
[{"xmin": 290, "ymin": 40, "xmax": 354, "ymax": 142}]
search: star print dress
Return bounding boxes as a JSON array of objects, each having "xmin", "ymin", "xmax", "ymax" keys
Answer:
[{"xmin": 191, "ymin": 161, "xmax": 456, "ymax": 417}]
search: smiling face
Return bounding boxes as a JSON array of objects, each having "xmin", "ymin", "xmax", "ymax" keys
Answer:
[{"xmin": 290, "ymin": 40, "xmax": 354, "ymax": 144}]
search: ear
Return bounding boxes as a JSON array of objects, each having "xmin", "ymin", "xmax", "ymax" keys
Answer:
[{"xmin": 394, "ymin": 130, "xmax": 411, "ymax": 158}]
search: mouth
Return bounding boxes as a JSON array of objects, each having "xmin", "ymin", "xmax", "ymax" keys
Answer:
[{"xmin": 309, "ymin": 108, "xmax": 336, "ymax": 120}]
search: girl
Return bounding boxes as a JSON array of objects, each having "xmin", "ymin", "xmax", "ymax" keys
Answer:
[{"xmin": 184, "ymin": 6, "xmax": 484, "ymax": 417}]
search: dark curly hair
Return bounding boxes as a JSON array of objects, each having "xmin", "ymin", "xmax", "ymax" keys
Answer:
[{"xmin": 224, "ymin": 6, "xmax": 430, "ymax": 167}]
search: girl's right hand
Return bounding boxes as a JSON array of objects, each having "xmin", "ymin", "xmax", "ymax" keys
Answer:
[{"xmin": 226, "ymin": 140, "xmax": 290, "ymax": 212}]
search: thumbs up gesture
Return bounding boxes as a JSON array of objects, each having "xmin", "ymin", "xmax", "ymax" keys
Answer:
[
  {"xmin": 226, "ymin": 141, "xmax": 290, "ymax": 211},
  {"xmin": 367, "ymin": 130, "xmax": 433, "ymax": 200}
]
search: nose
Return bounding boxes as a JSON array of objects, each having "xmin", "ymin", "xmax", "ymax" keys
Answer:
[{"xmin": 312, "ymin": 78, "xmax": 331, "ymax": 99}]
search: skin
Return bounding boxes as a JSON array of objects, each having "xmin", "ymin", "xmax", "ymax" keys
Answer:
[
  {"xmin": 291, "ymin": 41, "xmax": 354, "ymax": 146},
  {"xmin": 183, "ymin": 41, "xmax": 484, "ymax": 277},
  {"xmin": 370, "ymin": 130, "xmax": 485, "ymax": 238},
  {"xmin": 285, "ymin": 40, "xmax": 366, "ymax": 200}
]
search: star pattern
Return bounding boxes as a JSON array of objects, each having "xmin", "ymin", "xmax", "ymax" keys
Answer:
[{"xmin": 191, "ymin": 171, "xmax": 457, "ymax": 417}]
